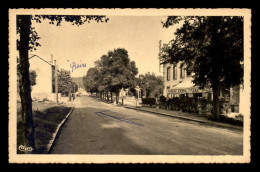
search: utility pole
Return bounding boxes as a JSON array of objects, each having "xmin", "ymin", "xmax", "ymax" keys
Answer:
[
  {"xmin": 159, "ymin": 40, "xmax": 162, "ymax": 73},
  {"xmin": 54, "ymin": 56, "xmax": 58, "ymax": 104}
]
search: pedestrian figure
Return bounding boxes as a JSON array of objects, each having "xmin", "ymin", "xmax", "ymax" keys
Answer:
[{"xmin": 166, "ymin": 96, "xmax": 170, "ymax": 110}]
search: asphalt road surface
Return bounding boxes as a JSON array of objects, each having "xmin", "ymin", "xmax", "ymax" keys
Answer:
[{"xmin": 51, "ymin": 96, "xmax": 243, "ymax": 155}]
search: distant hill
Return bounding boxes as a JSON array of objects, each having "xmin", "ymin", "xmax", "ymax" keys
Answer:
[{"xmin": 72, "ymin": 77, "xmax": 84, "ymax": 89}]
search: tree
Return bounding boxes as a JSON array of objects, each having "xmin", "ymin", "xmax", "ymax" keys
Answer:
[
  {"xmin": 29, "ymin": 70, "xmax": 37, "ymax": 87},
  {"xmin": 57, "ymin": 69, "xmax": 73, "ymax": 96},
  {"xmin": 17, "ymin": 15, "xmax": 109, "ymax": 153},
  {"xmin": 83, "ymin": 67, "xmax": 101, "ymax": 95},
  {"xmin": 161, "ymin": 16, "xmax": 243, "ymax": 118},
  {"xmin": 94, "ymin": 48, "xmax": 138, "ymax": 104},
  {"xmin": 138, "ymin": 72, "xmax": 164, "ymax": 98}
]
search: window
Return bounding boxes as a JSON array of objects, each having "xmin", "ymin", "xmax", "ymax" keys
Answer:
[
  {"xmin": 167, "ymin": 67, "xmax": 171, "ymax": 81},
  {"xmin": 173, "ymin": 64, "xmax": 177, "ymax": 80},
  {"xmin": 180, "ymin": 65, "xmax": 185, "ymax": 79}
]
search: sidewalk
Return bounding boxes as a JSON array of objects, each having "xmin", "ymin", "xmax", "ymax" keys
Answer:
[
  {"xmin": 88, "ymin": 96, "xmax": 243, "ymax": 131},
  {"xmin": 123, "ymin": 104, "xmax": 243, "ymax": 131}
]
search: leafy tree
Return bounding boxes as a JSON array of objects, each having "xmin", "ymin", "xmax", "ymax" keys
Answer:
[
  {"xmin": 94, "ymin": 48, "xmax": 138, "ymax": 104},
  {"xmin": 94, "ymin": 55, "xmax": 113, "ymax": 101},
  {"xmin": 161, "ymin": 16, "xmax": 243, "ymax": 118},
  {"xmin": 83, "ymin": 67, "xmax": 101, "ymax": 95},
  {"xmin": 29, "ymin": 70, "xmax": 37, "ymax": 87},
  {"xmin": 17, "ymin": 15, "xmax": 109, "ymax": 153},
  {"xmin": 138, "ymin": 72, "xmax": 164, "ymax": 98},
  {"xmin": 57, "ymin": 69, "xmax": 73, "ymax": 96}
]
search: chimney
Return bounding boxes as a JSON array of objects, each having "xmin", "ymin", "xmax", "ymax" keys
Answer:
[{"xmin": 50, "ymin": 54, "xmax": 53, "ymax": 65}]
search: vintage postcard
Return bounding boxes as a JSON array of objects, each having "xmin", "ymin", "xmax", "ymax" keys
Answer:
[{"xmin": 9, "ymin": 8, "xmax": 251, "ymax": 163}]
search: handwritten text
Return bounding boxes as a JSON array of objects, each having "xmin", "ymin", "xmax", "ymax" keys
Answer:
[{"xmin": 70, "ymin": 62, "xmax": 87, "ymax": 72}]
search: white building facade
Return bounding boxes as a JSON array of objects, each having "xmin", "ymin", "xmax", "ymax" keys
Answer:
[
  {"xmin": 162, "ymin": 61, "xmax": 243, "ymax": 115},
  {"xmin": 29, "ymin": 56, "xmax": 60, "ymax": 101}
]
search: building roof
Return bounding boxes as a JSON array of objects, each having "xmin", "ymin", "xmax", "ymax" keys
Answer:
[{"xmin": 29, "ymin": 55, "xmax": 54, "ymax": 67}]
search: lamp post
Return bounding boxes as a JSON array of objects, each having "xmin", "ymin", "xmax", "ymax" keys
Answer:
[{"xmin": 135, "ymin": 85, "xmax": 141, "ymax": 107}]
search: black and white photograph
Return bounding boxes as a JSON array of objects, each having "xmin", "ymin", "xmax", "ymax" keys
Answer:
[{"xmin": 8, "ymin": 9, "xmax": 251, "ymax": 163}]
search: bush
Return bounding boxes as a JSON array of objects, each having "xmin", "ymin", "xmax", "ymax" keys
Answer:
[
  {"xmin": 142, "ymin": 98, "xmax": 156, "ymax": 107},
  {"xmin": 198, "ymin": 98, "xmax": 208, "ymax": 109},
  {"xmin": 159, "ymin": 95, "xmax": 166, "ymax": 104},
  {"xmin": 208, "ymin": 114, "xmax": 243, "ymax": 126}
]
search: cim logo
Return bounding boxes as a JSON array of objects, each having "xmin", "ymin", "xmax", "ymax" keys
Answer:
[{"xmin": 18, "ymin": 145, "xmax": 33, "ymax": 152}]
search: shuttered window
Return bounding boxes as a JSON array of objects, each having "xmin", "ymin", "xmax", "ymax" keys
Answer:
[{"xmin": 167, "ymin": 67, "xmax": 171, "ymax": 81}]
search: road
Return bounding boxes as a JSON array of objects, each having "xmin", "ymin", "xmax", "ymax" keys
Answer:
[{"xmin": 51, "ymin": 96, "xmax": 243, "ymax": 155}]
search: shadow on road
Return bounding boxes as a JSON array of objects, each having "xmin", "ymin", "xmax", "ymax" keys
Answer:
[{"xmin": 51, "ymin": 107, "xmax": 152, "ymax": 154}]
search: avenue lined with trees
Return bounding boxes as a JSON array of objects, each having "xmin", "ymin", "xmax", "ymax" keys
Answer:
[{"xmin": 83, "ymin": 48, "xmax": 165, "ymax": 105}]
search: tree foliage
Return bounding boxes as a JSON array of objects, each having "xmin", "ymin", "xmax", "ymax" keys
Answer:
[
  {"xmin": 29, "ymin": 70, "xmax": 37, "ymax": 86},
  {"xmin": 160, "ymin": 16, "xmax": 243, "ymax": 117},
  {"xmin": 83, "ymin": 67, "xmax": 100, "ymax": 94},
  {"xmin": 161, "ymin": 16, "xmax": 243, "ymax": 88},
  {"xmin": 57, "ymin": 69, "xmax": 73, "ymax": 96},
  {"xmin": 84, "ymin": 48, "xmax": 138, "ymax": 103},
  {"xmin": 137, "ymin": 72, "xmax": 164, "ymax": 98}
]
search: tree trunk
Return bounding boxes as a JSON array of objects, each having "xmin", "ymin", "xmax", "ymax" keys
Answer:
[
  {"xmin": 212, "ymin": 85, "xmax": 220, "ymax": 120},
  {"xmin": 116, "ymin": 89, "xmax": 119, "ymax": 104},
  {"xmin": 110, "ymin": 91, "xmax": 113, "ymax": 103},
  {"xmin": 17, "ymin": 15, "xmax": 36, "ymax": 153},
  {"xmin": 106, "ymin": 91, "xmax": 109, "ymax": 102}
]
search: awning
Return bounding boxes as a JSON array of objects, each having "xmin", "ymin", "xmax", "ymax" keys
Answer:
[{"xmin": 167, "ymin": 77, "xmax": 212, "ymax": 94}]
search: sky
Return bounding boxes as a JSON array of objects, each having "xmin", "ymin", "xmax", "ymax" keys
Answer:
[{"xmin": 31, "ymin": 16, "xmax": 178, "ymax": 77}]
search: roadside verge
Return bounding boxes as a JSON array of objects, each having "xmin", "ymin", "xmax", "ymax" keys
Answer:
[
  {"xmin": 47, "ymin": 106, "xmax": 75, "ymax": 153},
  {"xmin": 16, "ymin": 102, "xmax": 75, "ymax": 154}
]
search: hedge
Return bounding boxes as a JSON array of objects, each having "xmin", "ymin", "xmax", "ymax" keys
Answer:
[{"xmin": 142, "ymin": 98, "xmax": 156, "ymax": 107}]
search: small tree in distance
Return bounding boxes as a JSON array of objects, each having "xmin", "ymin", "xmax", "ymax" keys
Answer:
[{"xmin": 29, "ymin": 70, "xmax": 37, "ymax": 87}]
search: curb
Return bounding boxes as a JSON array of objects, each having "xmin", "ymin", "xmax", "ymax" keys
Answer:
[
  {"xmin": 47, "ymin": 106, "xmax": 75, "ymax": 154},
  {"xmin": 124, "ymin": 106, "xmax": 243, "ymax": 131}
]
